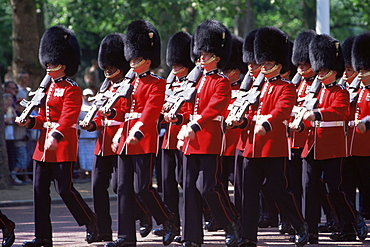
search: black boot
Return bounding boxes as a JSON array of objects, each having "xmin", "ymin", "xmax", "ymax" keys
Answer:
[
  {"xmin": 139, "ymin": 211, "xmax": 152, "ymax": 238},
  {"xmin": 236, "ymin": 237, "xmax": 257, "ymax": 247},
  {"xmin": 318, "ymin": 210, "xmax": 340, "ymax": 233},
  {"xmin": 2, "ymin": 218, "xmax": 15, "ymax": 247},
  {"xmin": 22, "ymin": 238, "xmax": 52, "ymax": 247},
  {"xmin": 162, "ymin": 213, "xmax": 177, "ymax": 246},
  {"xmin": 289, "ymin": 233, "xmax": 318, "ymax": 244},
  {"xmin": 352, "ymin": 214, "xmax": 368, "ymax": 241},
  {"xmin": 330, "ymin": 231, "xmax": 356, "ymax": 241},
  {"xmin": 152, "ymin": 227, "xmax": 164, "ymax": 236},
  {"xmin": 225, "ymin": 221, "xmax": 239, "ymax": 246},
  {"xmin": 104, "ymin": 238, "xmax": 136, "ymax": 247},
  {"xmin": 85, "ymin": 213, "xmax": 99, "ymax": 243},
  {"xmin": 182, "ymin": 241, "xmax": 200, "ymax": 247},
  {"xmin": 294, "ymin": 222, "xmax": 309, "ymax": 247}
]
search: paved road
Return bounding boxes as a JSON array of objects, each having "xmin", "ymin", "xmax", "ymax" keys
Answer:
[{"xmin": 1, "ymin": 199, "xmax": 370, "ymax": 247}]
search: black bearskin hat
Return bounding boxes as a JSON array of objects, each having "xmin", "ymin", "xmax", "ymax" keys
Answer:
[
  {"xmin": 191, "ymin": 20, "xmax": 232, "ymax": 69},
  {"xmin": 352, "ymin": 32, "xmax": 370, "ymax": 71},
  {"xmin": 254, "ymin": 26, "xmax": 289, "ymax": 69},
  {"xmin": 223, "ymin": 34, "xmax": 247, "ymax": 74},
  {"xmin": 98, "ymin": 33, "xmax": 130, "ymax": 74},
  {"xmin": 166, "ymin": 31, "xmax": 194, "ymax": 70},
  {"xmin": 124, "ymin": 19, "xmax": 161, "ymax": 69},
  {"xmin": 341, "ymin": 36, "xmax": 356, "ymax": 67},
  {"xmin": 292, "ymin": 30, "xmax": 317, "ymax": 66},
  {"xmin": 309, "ymin": 34, "xmax": 344, "ymax": 79},
  {"xmin": 282, "ymin": 40, "xmax": 297, "ymax": 78},
  {"xmin": 243, "ymin": 29, "xmax": 258, "ymax": 64},
  {"xmin": 39, "ymin": 25, "xmax": 80, "ymax": 76}
]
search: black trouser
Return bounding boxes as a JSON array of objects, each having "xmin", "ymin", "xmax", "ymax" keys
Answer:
[
  {"xmin": 241, "ymin": 157, "xmax": 304, "ymax": 242},
  {"xmin": 117, "ymin": 153, "xmax": 171, "ymax": 241},
  {"xmin": 303, "ymin": 150, "xmax": 358, "ymax": 234},
  {"xmin": 287, "ymin": 148, "xmax": 303, "ymax": 209},
  {"xmin": 182, "ymin": 154, "xmax": 236, "ymax": 244},
  {"xmin": 33, "ymin": 161, "xmax": 95, "ymax": 239},
  {"xmin": 0, "ymin": 210, "xmax": 11, "ymax": 229},
  {"xmin": 161, "ymin": 149, "xmax": 183, "ymax": 228},
  {"xmin": 233, "ymin": 149, "xmax": 244, "ymax": 215}
]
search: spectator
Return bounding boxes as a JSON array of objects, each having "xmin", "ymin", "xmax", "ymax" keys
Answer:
[
  {"xmin": 78, "ymin": 88, "xmax": 99, "ymax": 177},
  {"xmin": 16, "ymin": 71, "xmax": 31, "ymax": 100},
  {"xmin": 3, "ymin": 81, "xmax": 18, "ymax": 107},
  {"xmin": 84, "ymin": 59, "xmax": 101, "ymax": 94},
  {"xmin": 4, "ymin": 66, "xmax": 13, "ymax": 82}
]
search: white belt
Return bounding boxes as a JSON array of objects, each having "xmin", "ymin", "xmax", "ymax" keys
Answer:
[
  {"xmin": 103, "ymin": 119, "xmax": 122, "ymax": 126},
  {"xmin": 125, "ymin": 112, "xmax": 142, "ymax": 122},
  {"xmin": 43, "ymin": 122, "xmax": 77, "ymax": 129},
  {"xmin": 312, "ymin": 121, "xmax": 345, "ymax": 127},
  {"xmin": 190, "ymin": 114, "xmax": 223, "ymax": 122}
]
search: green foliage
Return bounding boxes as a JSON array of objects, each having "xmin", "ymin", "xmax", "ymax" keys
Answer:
[{"xmin": 0, "ymin": 1, "xmax": 12, "ymax": 80}]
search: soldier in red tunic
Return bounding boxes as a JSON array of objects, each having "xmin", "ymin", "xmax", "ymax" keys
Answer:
[
  {"xmin": 299, "ymin": 33, "xmax": 367, "ymax": 242},
  {"xmin": 173, "ymin": 20, "xmax": 239, "ymax": 247},
  {"xmin": 80, "ymin": 33, "xmax": 152, "ymax": 242},
  {"xmin": 335, "ymin": 32, "xmax": 370, "ymax": 241},
  {"xmin": 103, "ymin": 20, "xmax": 177, "ymax": 247},
  {"xmin": 235, "ymin": 27, "xmax": 308, "ymax": 247},
  {"xmin": 16, "ymin": 26, "xmax": 98, "ymax": 247}
]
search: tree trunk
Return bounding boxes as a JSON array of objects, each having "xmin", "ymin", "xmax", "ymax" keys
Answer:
[
  {"xmin": 0, "ymin": 87, "xmax": 12, "ymax": 189},
  {"xmin": 302, "ymin": 0, "xmax": 316, "ymax": 30},
  {"xmin": 234, "ymin": 0, "xmax": 255, "ymax": 38},
  {"xmin": 10, "ymin": 0, "xmax": 43, "ymax": 90}
]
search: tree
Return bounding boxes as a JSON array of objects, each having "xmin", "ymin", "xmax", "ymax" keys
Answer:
[
  {"xmin": 10, "ymin": 0, "xmax": 43, "ymax": 89},
  {"xmin": 0, "ymin": 86, "xmax": 11, "ymax": 189}
]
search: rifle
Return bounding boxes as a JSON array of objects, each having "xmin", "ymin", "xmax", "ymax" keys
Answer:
[
  {"xmin": 79, "ymin": 69, "xmax": 135, "ymax": 127},
  {"xmin": 225, "ymin": 72, "xmax": 265, "ymax": 125},
  {"xmin": 164, "ymin": 65, "xmax": 203, "ymax": 117},
  {"xmin": 18, "ymin": 74, "xmax": 52, "ymax": 124},
  {"xmin": 290, "ymin": 77, "xmax": 321, "ymax": 128},
  {"xmin": 347, "ymin": 76, "xmax": 361, "ymax": 105}
]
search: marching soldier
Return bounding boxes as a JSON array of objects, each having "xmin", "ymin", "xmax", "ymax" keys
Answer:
[
  {"xmin": 174, "ymin": 20, "xmax": 239, "ymax": 247},
  {"xmin": 152, "ymin": 31, "xmax": 195, "ymax": 241},
  {"xmin": 297, "ymin": 33, "xmax": 367, "ymax": 243},
  {"xmin": 80, "ymin": 33, "xmax": 152, "ymax": 242},
  {"xmin": 0, "ymin": 210, "xmax": 15, "ymax": 247},
  {"xmin": 336, "ymin": 32, "xmax": 370, "ymax": 241},
  {"xmin": 103, "ymin": 19, "xmax": 177, "ymax": 247},
  {"xmin": 16, "ymin": 26, "xmax": 98, "ymax": 247},
  {"xmin": 234, "ymin": 26, "xmax": 309, "ymax": 247}
]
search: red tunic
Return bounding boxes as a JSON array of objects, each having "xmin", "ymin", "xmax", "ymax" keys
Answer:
[
  {"xmin": 182, "ymin": 71, "xmax": 231, "ymax": 155},
  {"xmin": 224, "ymin": 86, "xmax": 243, "ymax": 156},
  {"xmin": 114, "ymin": 73, "xmax": 165, "ymax": 155},
  {"xmin": 32, "ymin": 78, "xmax": 82, "ymax": 162},
  {"xmin": 291, "ymin": 79, "xmax": 312, "ymax": 148},
  {"xmin": 243, "ymin": 77, "xmax": 296, "ymax": 158},
  {"xmin": 92, "ymin": 83, "xmax": 126, "ymax": 156},
  {"xmin": 347, "ymin": 87, "xmax": 370, "ymax": 156},
  {"xmin": 301, "ymin": 84, "xmax": 349, "ymax": 160}
]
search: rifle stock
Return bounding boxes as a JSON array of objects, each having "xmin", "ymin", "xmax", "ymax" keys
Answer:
[
  {"xmin": 18, "ymin": 74, "xmax": 52, "ymax": 123},
  {"xmin": 290, "ymin": 77, "xmax": 321, "ymax": 128},
  {"xmin": 347, "ymin": 76, "xmax": 361, "ymax": 104}
]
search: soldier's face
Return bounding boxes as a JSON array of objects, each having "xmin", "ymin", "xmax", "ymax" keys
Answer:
[
  {"xmin": 358, "ymin": 69, "xmax": 370, "ymax": 85},
  {"xmin": 172, "ymin": 65, "xmax": 188, "ymax": 78},
  {"xmin": 248, "ymin": 62, "xmax": 261, "ymax": 77}
]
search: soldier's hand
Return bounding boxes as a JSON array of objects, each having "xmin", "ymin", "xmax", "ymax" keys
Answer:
[
  {"xmin": 303, "ymin": 110, "xmax": 315, "ymax": 121},
  {"xmin": 357, "ymin": 122, "xmax": 366, "ymax": 134},
  {"xmin": 255, "ymin": 124, "xmax": 266, "ymax": 136},
  {"xmin": 163, "ymin": 113, "xmax": 178, "ymax": 123},
  {"xmin": 176, "ymin": 139, "xmax": 184, "ymax": 150},
  {"xmin": 126, "ymin": 135, "xmax": 139, "ymax": 145},
  {"xmin": 288, "ymin": 123, "xmax": 300, "ymax": 132},
  {"xmin": 99, "ymin": 107, "xmax": 111, "ymax": 117},
  {"xmin": 45, "ymin": 135, "xmax": 58, "ymax": 151},
  {"xmin": 15, "ymin": 116, "xmax": 30, "ymax": 126},
  {"xmin": 79, "ymin": 121, "xmax": 93, "ymax": 130},
  {"xmin": 184, "ymin": 125, "xmax": 196, "ymax": 140}
]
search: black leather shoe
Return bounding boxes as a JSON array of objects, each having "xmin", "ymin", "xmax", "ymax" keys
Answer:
[
  {"xmin": 152, "ymin": 227, "xmax": 165, "ymax": 236},
  {"xmin": 225, "ymin": 221, "xmax": 239, "ymax": 246},
  {"xmin": 279, "ymin": 219, "xmax": 295, "ymax": 235},
  {"xmin": 295, "ymin": 222, "xmax": 309, "ymax": 247},
  {"xmin": 289, "ymin": 233, "xmax": 318, "ymax": 244},
  {"xmin": 85, "ymin": 213, "xmax": 99, "ymax": 243},
  {"xmin": 174, "ymin": 236, "xmax": 182, "ymax": 243},
  {"xmin": 162, "ymin": 213, "xmax": 178, "ymax": 246},
  {"xmin": 352, "ymin": 214, "xmax": 368, "ymax": 241},
  {"xmin": 104, "ymin": 238, "xmax": 136, "ymax": 247},
  {"xmin": 2, "ymin": 219, "xmax": 15, "ymax": 247},
  {"xmin": 330, "ymin": 231, "xmax": 356, "ymax": 241},
  {"xmin": 97, "ymin": 233, "xmax": 113, "ymax": 242},
  {"xmin": 139, "ymin": 211, "xmax": 152, "ymax": 237},
  {"xmin": 236, "ymin": 237, "xmax": 257, "ymax": 247},
  {"xmin": 318, "ymin": 210, "xmax": 340, "ymax": 233},
  {"xmin": 204, "ymin": 218, "xmax": 222, "ymax": 232},
  {"xmin": 22, "ymin": 238, "xmax": 52, "ymax": 247},
  {"xmin": 182, "ymin": 241, "xmax": 200, "ymax": 247}
]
